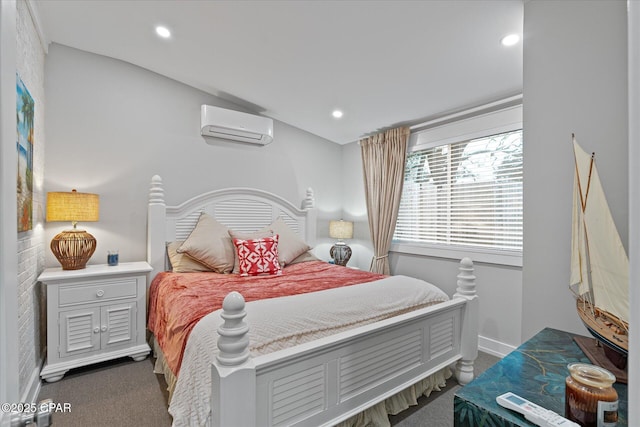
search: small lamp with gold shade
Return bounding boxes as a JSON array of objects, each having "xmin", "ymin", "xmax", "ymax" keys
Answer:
[
  {"xmin": 329, "ymin": 219, "xmax": 353, "ymax": 266},
  {"xmin": 46, "ymin": 190, "xmax": 99, "ymax": 270}
]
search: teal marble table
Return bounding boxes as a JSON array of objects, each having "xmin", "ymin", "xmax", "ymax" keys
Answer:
[{"xmin": 454, "ymin": 327, "xmax": 628, "ymax": 426}]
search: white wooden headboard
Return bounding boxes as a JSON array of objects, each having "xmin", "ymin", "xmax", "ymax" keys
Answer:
[{"xmin": 147, "ymin": 175, "xmax": 317, "ymax": 281}]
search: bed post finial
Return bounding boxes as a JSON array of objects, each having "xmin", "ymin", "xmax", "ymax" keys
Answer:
[
  {"xmin": 212, "ymin": 291, "xmax": 256, "ymax": 427},
  {"xmin": 149, "ymin": 175, "xmax": 165, "ymax": 206},
  {"xmin": 455, "ymin": 257, "xmax": 476, "ymax": 297},
  {"xmin": 302, "ymin": 187, "xmax": 315, "ymax": 210},
  {"xmin": 217, "ymin": 292, "xmax": 250, "ymax": 366}
]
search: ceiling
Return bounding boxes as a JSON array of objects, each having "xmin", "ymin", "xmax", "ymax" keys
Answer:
[{"xmin": 33, "ymin": 0, "xmax": 523, "ymax": 145}]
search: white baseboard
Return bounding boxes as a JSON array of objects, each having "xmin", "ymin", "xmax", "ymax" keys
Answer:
[{"xmin": 478, "ymin": 334, "xmax": 517, "ymax": 358}]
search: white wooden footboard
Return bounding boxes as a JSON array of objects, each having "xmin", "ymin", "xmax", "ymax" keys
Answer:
[{"xmin": 211, "ymin": 258, "xmax": 478, "ymax": 427}]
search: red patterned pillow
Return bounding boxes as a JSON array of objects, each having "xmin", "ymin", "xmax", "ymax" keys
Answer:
[{"xmin": 233, "ymin": 235, "xmax": 282, "ymax": 277}]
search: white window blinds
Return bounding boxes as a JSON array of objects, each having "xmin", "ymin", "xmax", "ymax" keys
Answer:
[{"xmin": 394, "ymin": 129, "xmax": 523, "ymax": 252}]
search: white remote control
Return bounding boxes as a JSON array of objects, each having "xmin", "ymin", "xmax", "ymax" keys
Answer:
[{"xmin": 496, "ymin": 392, "xmax": 580, "ymax": 427}]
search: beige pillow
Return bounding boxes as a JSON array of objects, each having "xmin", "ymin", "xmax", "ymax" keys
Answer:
[
  {"xmin": 167, "ymin": 241, "xmax": 211, "ymax": 273},
  {"xmin": 287, "ymin": 250, "xmax": 320, "ymax": 265},
  {"xmin": 269, "ymin": 217, "xmax": 312, "ymax": 266},
  {"xmin": 229, "ymin": 228, "xmax": 274, "ymax": 274},
  {"xmin": 177, "ymin": 213, "xmax": 235, "ymax": 273}
]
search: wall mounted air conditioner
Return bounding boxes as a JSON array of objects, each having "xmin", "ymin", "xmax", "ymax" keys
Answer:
[{"xmin": 201, "ymin": 105, "xmax": 274, "ymax": 145}]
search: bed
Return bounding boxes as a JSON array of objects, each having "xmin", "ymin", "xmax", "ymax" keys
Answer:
[{"xmin": 146, "ymin": 175, "xmax": 479, "ymax": 427}]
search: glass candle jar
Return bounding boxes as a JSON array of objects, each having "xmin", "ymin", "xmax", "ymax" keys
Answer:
[
  {"xmin": 565, "ymin": 363, "xmax": 618, "ymax": 427},
  {"xmin": 107, "ymin": 250, "xmax": 119, "ymax": 266}
]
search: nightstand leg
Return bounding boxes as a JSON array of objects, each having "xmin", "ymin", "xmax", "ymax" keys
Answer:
[
  {"xmin": 130, "ymin": 349, "xmax": 150, "ymax": 362},
  {"xmin": 41, "ymin": 370, "xmax": 67, "ymax": 383}
]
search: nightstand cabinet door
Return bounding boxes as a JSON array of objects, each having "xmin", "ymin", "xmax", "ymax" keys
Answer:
[
  {"xmin": 59, "ymin": 307, "xmax": 101, "ymax": 358},
  {"xmin": 101, "ymin": 302, "xmax": 136, "ymax": 349}
]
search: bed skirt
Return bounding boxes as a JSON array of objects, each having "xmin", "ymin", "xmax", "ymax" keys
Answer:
[
  {"xmin": 150, "ymin": 336, "xmax": 451, "ymax": 427},
  {"xmin": 151, "ymin": 337, "xmax": 178, "ymax": 401}
]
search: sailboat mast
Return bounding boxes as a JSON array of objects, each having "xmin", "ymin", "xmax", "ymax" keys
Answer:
[{"xmin": 572, "ymin": 136, "xmax": 597, "ymax": 310}]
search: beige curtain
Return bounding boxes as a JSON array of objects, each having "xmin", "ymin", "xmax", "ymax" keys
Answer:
[{"xmin": 360, "ymin": 127, "xmax": 409, "ymax": 274}]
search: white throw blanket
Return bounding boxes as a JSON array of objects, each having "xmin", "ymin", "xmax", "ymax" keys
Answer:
[{"xmin": 169, "ymin": 275, "xmax": 449, "ymax": 427}]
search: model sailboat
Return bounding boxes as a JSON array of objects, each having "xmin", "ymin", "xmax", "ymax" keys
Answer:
[{"xmin": 570, "ymin": 135, "xmax": 629, "ymax": 372}]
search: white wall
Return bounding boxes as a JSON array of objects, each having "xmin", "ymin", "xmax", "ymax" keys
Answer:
[
  {"xmin": 628, "ymin": 1, "xmax": 639, "ymax": 422},
  {"xmin": 522, "ymin": 0, "xmax": 628, "ymax": 341},
  {"xmin": 0, "ymin": 1, "xmax": 19, "ymax": 423},
  {"xmin": 44, "ymin": 44, "xmax": 343, "ymax": 267}
]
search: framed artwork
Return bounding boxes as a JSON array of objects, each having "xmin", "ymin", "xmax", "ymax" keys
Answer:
[{"xmin": 17, "ymin": 74, "xmax": 34, "ymax": 232}]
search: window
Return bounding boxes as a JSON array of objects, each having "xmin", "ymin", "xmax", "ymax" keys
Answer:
[{"xmin": 392, "ymin": 104, "xmax": 523, "ymax": 266}]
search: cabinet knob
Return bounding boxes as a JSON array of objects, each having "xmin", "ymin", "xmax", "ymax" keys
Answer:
[
  {"xmin": 93, "ymin": 327, "xmax": 100, "ymax": 334},
  {"xmin": 101, "ymin": 325, "xmax": 107, "ymax": 332},
  {"xmin": 96, "ymin": 290, "xmax": 105, "ymax": 297}
]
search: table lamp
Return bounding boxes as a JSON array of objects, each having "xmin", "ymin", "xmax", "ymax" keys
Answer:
[
  {"xmin": 329, "ymin": 220, "xmax": 353, "ymax": 266},
  {"xmin": 46, "ymin": 189, "xmax": 99, "ymax": 270}
]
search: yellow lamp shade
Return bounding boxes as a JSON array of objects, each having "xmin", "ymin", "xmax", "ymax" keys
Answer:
[
  {"xmin": 46, "ymin": 190, "xmax": 99, "ymax": 223},
  {"xmin": 46, "ymin": 190, "xmax": 100, "ymax": 270}
]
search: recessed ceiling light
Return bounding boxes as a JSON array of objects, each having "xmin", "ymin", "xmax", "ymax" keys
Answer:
[
  {"xmin": 155, "ymin": 26, "xmax": 171, "ymax": 39},
  {"xmin": 501, "ymin": 34, "xmax": 520, "ymax": 47},
  {"xmin": 332, "ymin": 110, "xmax": 343, "ymax": 119}
]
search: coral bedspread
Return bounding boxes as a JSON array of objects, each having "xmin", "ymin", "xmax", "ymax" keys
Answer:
[{"xmin": 147, "ymin": 261, "xmax": 385, "ymax": 375}]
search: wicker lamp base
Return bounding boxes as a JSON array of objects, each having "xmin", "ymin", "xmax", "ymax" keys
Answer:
[{"xmin": 50, "ymin": 229, "xmax": 97, "ymax": 270}]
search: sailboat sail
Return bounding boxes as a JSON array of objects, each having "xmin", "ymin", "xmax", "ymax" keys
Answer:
[{"xmin": 570, "ymin": 137, "xmax": 629, "ymax": 324}]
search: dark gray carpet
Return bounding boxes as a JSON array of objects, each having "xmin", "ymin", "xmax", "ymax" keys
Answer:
[
  {"xmin": 39, "ymin": 352, "xmax": 499, "ymax": 426},
  {"xmin": 39, "ymin": 356, "xmax": 172, "ymax": 426}
]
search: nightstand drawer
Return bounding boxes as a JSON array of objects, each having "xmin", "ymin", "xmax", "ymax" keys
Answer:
[{"xmin": 59, "ymin": 278, "xmax": 137, "ymax": 306}]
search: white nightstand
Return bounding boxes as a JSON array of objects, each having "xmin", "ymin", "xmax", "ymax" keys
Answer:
[{"xmin": 39, "ymin": 261, "xmax": 152, "ymax": 382}]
